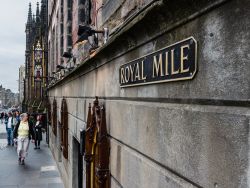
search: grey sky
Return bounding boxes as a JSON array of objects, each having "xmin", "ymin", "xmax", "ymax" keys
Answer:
[{"xmin": 0, "ymin": 1, "xmax": 38, "ymax": 93}]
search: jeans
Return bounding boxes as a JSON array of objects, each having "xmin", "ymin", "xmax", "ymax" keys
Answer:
[{"xmin": 6, "ymin": 128, "xmax": 12, "ymax": 145}]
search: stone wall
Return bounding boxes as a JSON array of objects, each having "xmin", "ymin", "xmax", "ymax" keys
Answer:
[{"xmin": 48, "ymin": 0, "xmax": 250, "ymax": 187}]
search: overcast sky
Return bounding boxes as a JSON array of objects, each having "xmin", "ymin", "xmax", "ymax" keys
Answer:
[{"xmin": 0, "ymin": 1, "xmax": 38, "ymax": 93}]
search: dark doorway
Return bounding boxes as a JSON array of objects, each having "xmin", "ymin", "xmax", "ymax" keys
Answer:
[{"xmin": 72, "ymin": 137, "xmax": 83, "ymax": 188}]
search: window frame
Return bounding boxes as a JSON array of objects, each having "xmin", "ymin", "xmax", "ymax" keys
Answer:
[
  {"xmin": 52, "ymin": 98, "xmax": 57, "ymax": 136},
  {"xmin": 61, "ymin": 98, "xmax": 68, "ymax": 159}
]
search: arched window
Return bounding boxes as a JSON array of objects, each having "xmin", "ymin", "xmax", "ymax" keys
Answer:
[
  {"xmin": 52, "ymin": 98, "xmax": 57, "ymax": 136},
  {"xmin": 61, "ymin": 98, "xmax": 68, "ymax": 159},
  {"xmin": 47, "ymin": 99, "xmax": 51, "ymax": 126}
]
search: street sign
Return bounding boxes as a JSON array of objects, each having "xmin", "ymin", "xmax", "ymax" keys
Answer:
[{"xmin": 119, "ymin": 37, "xmax": 197, "ymax": 87}]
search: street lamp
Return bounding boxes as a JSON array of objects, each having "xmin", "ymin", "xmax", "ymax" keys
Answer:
[
  {"xmin": 62, "ymin": 52, "xmax": 72, "ymax": 58},
  {"xmin": 62, "ymin": 51, "xmax": 76, "ymax": 72},
  {"xmin": 76, "ymin": 25, "xmax": 109, "ymax": 45}
]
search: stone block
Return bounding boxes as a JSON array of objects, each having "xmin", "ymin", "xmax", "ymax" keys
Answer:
[
  {"xmin": 102, "ymin": 0, "xmax": 125, "ymax": 24},
  {"xmin": 111, "ymin": 176, "xmax": 122, "ymax": 188},
  {"xmin": 76, "ymin": 119, "xmax": 86, "ymax": 141},
  {"xmin": 65, "ymin": 98, "xmax": 78, "ymax": 117},
  {"xmin": 76, "ymin": 99, "xmax": 86, "ymax": 121},
  {"xmin": 121, "ymin": 0, "xmax": 137, "ymax": 19},
  {"xmin": 110, "ymin": 139, "xmax": 199, "ymax": 188},
  {"xmin": 108, "ymin": 100, "xmax": 250, "ymax": 187},
  {"xmin": 68, "ymin": 114, "xmax": 76, "ymax": 135}
]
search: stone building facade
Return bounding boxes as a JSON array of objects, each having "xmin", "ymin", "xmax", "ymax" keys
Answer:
[
  {"xmin": 18, "ymin": 65, "xmax": 25, "ymax": 105},
  {"xmin": 24, "ymin": 1, "xmax": 48, "ymax": 113},
  {"xmin": 47, "ymin": 0, "xmax": 250, "ymax": 188},
  {"xmin": 0, "ymin": 85, "xmax": 18, "ymax": 108}
]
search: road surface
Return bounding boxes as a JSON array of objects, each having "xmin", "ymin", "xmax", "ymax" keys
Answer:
[{"xmin": 0, "ymin": 121, "xmax": 64, "ymax": 188}]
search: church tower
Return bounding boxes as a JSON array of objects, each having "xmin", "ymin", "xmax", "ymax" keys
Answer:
[{"xmin": 23, "ymin": 1, "xmax": 48, "ymax": 113}]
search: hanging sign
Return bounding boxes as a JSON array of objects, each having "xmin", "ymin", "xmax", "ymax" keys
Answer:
[{"xmin": 119, "ymin": 37, "xmax": 197, "ymax": 88}]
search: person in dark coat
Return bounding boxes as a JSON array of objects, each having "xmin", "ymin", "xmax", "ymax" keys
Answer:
[
  {"xmin": 34, "ymin": 115, "xmax": 43, "ymax": 149},
  {"xmin": 0, "ymin": 112, "xmax": 4, "ymax": 124}
]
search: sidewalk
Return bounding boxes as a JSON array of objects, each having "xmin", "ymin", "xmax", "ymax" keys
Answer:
[{"xmin": 0, "ymin": 122, "xmax": 64, "ymax": 188}]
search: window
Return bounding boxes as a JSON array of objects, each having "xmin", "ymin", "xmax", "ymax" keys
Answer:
[
  {"xmin": 67, "ymin": 0, "xmax": 72, "ymax": 50},
  {"xmin": 79, "ymin": 0, "xmax": 92, "ymax": 25},
  {"xmin": 51, "ymin": 28, "xmax": 55, "ymax": 72},
  {"xmin": 47, "ymin": 99, "xmax": 51, "ymax": 125},
  {"xmin": 61, "ymin": 98, "xmax": 68, "ymax": 159},
  {"xmin": 52, "ymin": 98, "xmax": 57, "ymax": 136},
  {"xmin": 60, "ymin": 0, "xmax": 64, "ymax": 64}
]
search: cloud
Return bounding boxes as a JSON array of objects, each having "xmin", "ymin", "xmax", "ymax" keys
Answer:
[{"xmin": 0, "ymin": 1, "xmax": 39, "ymax": 93}]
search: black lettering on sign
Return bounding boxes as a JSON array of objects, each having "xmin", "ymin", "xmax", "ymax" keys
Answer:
[{"xmin": 119, "ymin": 37, "xmax": 197, "ymax": 87}]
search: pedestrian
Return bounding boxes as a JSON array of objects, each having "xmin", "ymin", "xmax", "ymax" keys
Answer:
[
  {"xmin": 34, "ymin": 115, "xmax": 43, "ymax": 149},
  {"xmin": 0, "ymin": 112, "xmax": 4, "ymax": 124},
  {"xmin": 4, "ymin": 113, "xmax": 8, "ymax": 120},
  {"xmin": 29, "ymin": 114, "xmax": 35, "ymax": 128},
  {"xmin": 4, "ymin": 112, "xmax": 14, "ymax": 146},
  {"xmin": 15, "ymin": 111, "xmax": 20, "ymax": 123},
  {"xmin": 13, "ymin": 113, "xmax": 35, "ymax": 165},
  {"xmin": 13, "ymin": 112, "xmax": 17, "ymax": 126}
]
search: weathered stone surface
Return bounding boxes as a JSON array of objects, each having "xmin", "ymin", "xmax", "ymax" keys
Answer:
[
  {"xmin": 76, "ymin": 99, "xmax": 86, "ymax": 121},
  {"xmin": 68, "ymin": 114, "xmax": 76, "ymax": 144},
  {"xmin": 49, "ymin": 0, "xmax": 250, "ymax": 101},
  {"xmin": 110, "ymin": 138, "xmax": 199, "ymax": 188},
  {"xmin": 111, "ymin": 177, "xmax": 122, "ymax": 188},
  {"xmin": 107, "ymin": 100, "xmax": 250, "ymax": 188},
  {"xmin": 48, "ymin": 0, "xmax": 250, "ymax": 188},
  {"xmin": 102, "ymin": 0, "xmax": 125, "ymax": 24},
  {"xmin": 75, "ymin": 118, "xmax": 86, "ymax": 140},
  {"xmin": 121, "ymin": 0, "xmax": 155, "ymax": 19}
]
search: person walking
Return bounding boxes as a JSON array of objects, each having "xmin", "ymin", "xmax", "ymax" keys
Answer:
[
  {"xmin": 34, "ymin": 115, "xmax": 43, "ymax": 149},
  {"xmin": 0, "ymin": 112, "xmax": 4, "ymax": 124},
  {"xmin": 13, "ymin": 113, "xmax": 17, "ymax": 126},
  {"xmin": 15, "ymin": 111, "xmax": 20, "ymax": 122},
  {"xmin": 4, "ymin": 113, "xmax": 8, "ymax": 120},
  {"xmin": 13, "ymin": 113, "xmax": 35, "ymax": 165},
  {"xmin": 5, "ymin": 112, "xmax": 14, "ymax": 146}
]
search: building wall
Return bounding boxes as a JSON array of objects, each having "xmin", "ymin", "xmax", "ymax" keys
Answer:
[
  {"xmin": 19, "ymin": 65, "xmax": 25, "ymax": 104},
  {"xmin": 48, "ymin": 0, "xmax": 250, "ymax": 188},
  {"xmin": 48, "ymin": 2, "xmax": 71, "ymax": 187},
  {"xmin": 48, "ymin": 0, "xmax": 60, "ymax": 75},
  {"xmin": 0, "ymin": 87, "xmax": 17, "ymax": 108}
]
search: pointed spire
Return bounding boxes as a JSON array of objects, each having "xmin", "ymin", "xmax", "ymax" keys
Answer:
[
  {"xmin": 36, "ymin": 2, "xmax": 40, "ymax": 23},
  {"xmin": 28, "ymin": 3, "xmax": 32, "ymax": 23},
  {"xmin": 41, "ymin": 0, "xmax": 44, "ymax": 13},
  {"xmin": 32, "ymin": 13, "xmax": 36, "ymax": 29},
  {"xmin": 40, "ymin": 0, "xmax": 45, "ymax": 23},
  {"xmin": 26, "ymin": 2, "xmax": 32, "ymax": 31},
  {"xmin": 41, "ymin": 0, "xmax": 46, "ymax": 6},
  {"xmin": 36, "ymin": 2, "xmax": 39, "ymax": 15},
  {"xmin": 33, "ymin": 14, "xmax": 35, "ymax": 22}
]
